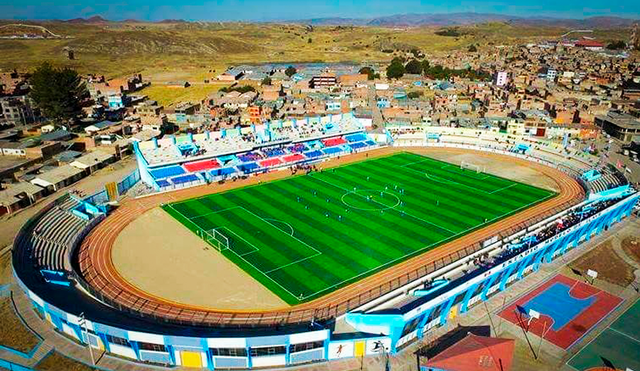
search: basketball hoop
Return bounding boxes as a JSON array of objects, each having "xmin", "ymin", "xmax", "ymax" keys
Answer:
[{"xmin": 527, "ymin": 309, "xmax": 540, "ymax": 327}]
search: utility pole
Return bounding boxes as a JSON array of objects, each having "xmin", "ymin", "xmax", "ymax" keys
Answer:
[{"xmin": 79, "ymin": 312, "xmax": 95, "ymax": 366}]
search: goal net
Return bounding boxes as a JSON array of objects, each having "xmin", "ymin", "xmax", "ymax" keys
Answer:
[
  {"xmin": 460, "ymin": 161, "xmax": 484, "ymax": 174},
  {"xmin": 200, "ymin": 228, "xmax": 230, "ymax": 252}
]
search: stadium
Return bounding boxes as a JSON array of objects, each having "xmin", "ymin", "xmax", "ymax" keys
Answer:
[{"xmin": 10, "ymin": 113, "xmax": 639, "ymax": 369}]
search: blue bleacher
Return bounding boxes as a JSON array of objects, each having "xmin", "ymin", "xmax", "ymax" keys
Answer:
[
  {"xmin": 210, "ymin": 167, "xmax": 237, "ymax": 177},
  {"xmin": 263, "ymin": 147, "xmax": 286, "ymax": 157},
  {"xmin": 156, "ymin": 179, "xmax": 171, "ymax": 188},
  {"xmin": 150, "ymin": 165, "xmax": 185, "ymax": 179},
  {"xmin": 171, "ymin": 174, "xmax": 199, "ymax": 185},
  {"xmin": 322, "ymin": 146, "xmax": 343, "ymax": 155},
  {"xmin": 304, "ymin": 150, "xmax": 323, "ymax": 158},
  {"xmin": 350, "ymin": 141, "xmax": 368, "ymax": 150},
  {"xmin": 287, "ymin": 143, "xmax": 308, "ymax": 153},
  {"xmin": 365, "ymin": 140, "xmax": 376, "ymax": 146},
  {"xmin": 345, "ymin": 133, "xmax": 367, "ymax": 142},
  {"xmin": 238, "ymin": 162, "xmax": 259, "ymax": 172}
]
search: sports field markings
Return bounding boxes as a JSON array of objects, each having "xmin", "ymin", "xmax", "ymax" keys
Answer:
[
  {"xmin": 264, "ymin": 218, "xmax": 295, "ymax": 236},
  {"xmin": 608, "ymin": 326, "xmax": 640, "ymax": 344},
  {"xmin": 340, "ymin": 189, "xmax": 401, "ymax": 211},
  {"xmin": 187, "ymin": 206, "xmax": 241, "ymax": 220},
  {"xmin": 403, "ymin": 164, "xmax": 507, "ymax": 196},
  {"xmin": 311, "ymin": 173, "xmax": 458, "ymax": 235},
  {"xmin": 490, "ymin": 183, "xmax": 518, "ymax": 194},
  {"xmin": 166, "ymin": 203, "xmax": 308, "ymax": 301},
  {"xmin": 214, "ymin": 226, "xmax": 260, "ymax": 256},
  {"xmin": 165, "ymin": 154, "xmax": 557, "ymax": 303}
]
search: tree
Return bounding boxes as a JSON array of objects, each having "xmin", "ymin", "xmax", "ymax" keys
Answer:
[
  {"xmin": 420, "ymin": 60, "xmax": 431, "ymax": 75},
  {"xmin": 285, "ymin": 66, "xmax": 297, "ymax": 78},
  {"xmin": 606, "ymin": 40, "xmax": 626, "ymax": 50},
  {"xmin": 468, "ymin": 45, "xmax": 478, "ymax": 52},
  {"xmin": 405, "ymin": 59, "xmax": 423, "ymax": 75},
  {"xmin": 407, "ymin": 91, "xmax": 423, "ymax": 99},
  {"xmin": 390, "ymin": 56, "xmax": 406, "ymax": 65},
  {"xmin": 30, "ymin": 62, "xmax": 86, "ymax": 124},
  {"xmin": 386, "ymin": 61, "xmax": 405, "ymax": 79},
  {"xmin": 308, "ymin": 38, "xmax": 312, "ymax": 43},
  {"xmin": 262, "ymin": 76, "xmax": 272, "ymax": 85},
  {"xmin": 359, "ymin": 67, "xmax": 376, "ymax": 80}
]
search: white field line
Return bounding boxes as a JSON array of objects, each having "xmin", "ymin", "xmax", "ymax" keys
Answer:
[
  {"xmin": 608, "ymin": 326, "xmax": 640, "ymax": 344},
  {"xmin": 490, "ymin": 183, "xmax": 518, "ymax": 194},
  {"xmin": 187, "ymin": 206, "xmax": 241, "ymax": 220},
  {"xmin": 311, "ymin": 174, "xmax": 458, "ymax": 237},
  {"xmin": 167, "ymin": 203, "xmax": 305, "ymax": 301}
]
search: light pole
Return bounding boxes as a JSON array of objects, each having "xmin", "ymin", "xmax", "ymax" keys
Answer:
[{"xmin": 78, "ymin": 312, "xmax": 95, "ymax": 366}]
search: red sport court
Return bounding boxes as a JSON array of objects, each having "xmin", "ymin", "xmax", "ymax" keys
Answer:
[{"xmin": 498, "ymin": 274, "xmax": 623, "ymax": 349}]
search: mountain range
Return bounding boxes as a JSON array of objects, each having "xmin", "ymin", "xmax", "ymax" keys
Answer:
[
  {"xmin": 288, "ymin": 13, "xmax": 639, "ymax": 28},
  {"xmin": 33, "ymin": 12, "xmax": 640, "ymax": 29}
]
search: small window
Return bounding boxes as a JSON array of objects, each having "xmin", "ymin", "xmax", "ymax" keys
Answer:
[
  {"xmin": 138, "ymin": 342, "xmax": 166, "ymax": 352},
  {"xmin": 106, "ymin": 334, "xmax": 130, "ymax": 347}
]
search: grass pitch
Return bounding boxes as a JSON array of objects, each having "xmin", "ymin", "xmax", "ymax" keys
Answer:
[{"xmin": 163, "ymin": 152, "xmax": 555, "ymax": 305}]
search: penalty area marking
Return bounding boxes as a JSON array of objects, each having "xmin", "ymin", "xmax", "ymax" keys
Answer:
[{"xmin": 264, "ymin": 218, "xmax": 295, "ymax": 236}]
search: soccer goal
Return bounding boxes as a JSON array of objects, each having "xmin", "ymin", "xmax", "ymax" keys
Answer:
[
  {"xmin": 200, "ymin": 228, "xmax": 230, "ymax": 252},
  {"xmin": 460, "ymin": 160, "xmax": 485, "ymax": 173}
]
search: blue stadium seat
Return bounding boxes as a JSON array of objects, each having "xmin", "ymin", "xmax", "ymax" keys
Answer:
[
  {"xmin": 150, "ymin": 165, "xmax": 186, "ymax": 179},
  {"xmin": 156, "ymin": 179, "xmax": 171, "ymax": 188},
  {"xmin": 171, "ymin": 174, "xmax": 199, "ymax": 184},
  {"xmin": 304, "ymin": 150, "xmax": 323, "ymax": 158},
  {"xmin": 345, "ymin": 133, "xmax": 367, "ymax": 142}
]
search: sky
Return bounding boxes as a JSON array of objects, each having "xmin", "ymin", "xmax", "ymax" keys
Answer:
[{"xmin": 1, "ymin": 0, "xmax": 639, "ymax": 22}]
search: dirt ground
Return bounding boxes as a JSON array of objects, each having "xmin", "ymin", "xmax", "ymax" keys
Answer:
[
  {"xmin": 424, "ymin": 151, "xmax": 560, "ymax": 192},
  {"xmin": 570, "ymin": 239, "xmax": 635, "ymax": 287},
  {"xmin": 0, "ymin": 297, "xmax": 40, "ymax": 353},
  {"xmin": 111, "ymin": 147, "xmax": 560, "ymax": 312},
  {"xmin": 621, "ymin": 236, "xmax": 640, "ymax": 266},
  {"xmin": 112, "ymin": 207, "xmax": 288, "ymax": 310},
  {"xmin": 35, "ymin": 352, "xmax": 96, "ymax": 371}
]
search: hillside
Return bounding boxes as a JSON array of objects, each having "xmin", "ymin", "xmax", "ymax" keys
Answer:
[{"xmin": 0, "ymin": 21, "xmax": 631, "ymax": 81}]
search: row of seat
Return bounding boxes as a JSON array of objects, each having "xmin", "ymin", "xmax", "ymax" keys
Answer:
[
  {"xmin": 25, "ymin": 197, "xmax": 90, "ymax": 272},
  {"xmin": 590, "ymin": 173, "xmax": 624, "ymax": 194}
]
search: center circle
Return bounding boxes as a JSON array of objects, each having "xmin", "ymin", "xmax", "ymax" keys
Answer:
[{"xmin": 341, "ymin": 189, "xmax": 401, "ymax": 211}]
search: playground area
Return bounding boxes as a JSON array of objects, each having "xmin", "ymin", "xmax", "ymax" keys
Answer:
[{"xmin": 498, "ymin": 274, "xmax": 623, "ymax": 350}]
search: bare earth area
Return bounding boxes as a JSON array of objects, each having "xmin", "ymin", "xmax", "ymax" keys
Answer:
[
  {"xmin": 621, "ymin": 236, "xmax": 640, "ymax": 266},
  {"xmin": 111, "ymin": 148, "xmax": 560, "ymax": 311},
  {"xmin": 570, "ymin": 239, "xmax": 636, "ymax": 287},
  {"xmin": 0, "ymin": 297, "xmax": 40, "ymax": 354},
  {"xmin": 112, "ymin": 207, "xmax": 288, "ymax": 310}
]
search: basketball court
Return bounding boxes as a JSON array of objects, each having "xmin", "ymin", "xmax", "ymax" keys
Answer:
[{"xmin": 498, "ymin": 274, "xmax": 623, "ymax": 350}]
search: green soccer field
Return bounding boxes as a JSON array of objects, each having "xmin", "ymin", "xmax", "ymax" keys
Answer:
[{"xmin": 162, "ymin": 152, "xmax": 556, "ymax": 305}]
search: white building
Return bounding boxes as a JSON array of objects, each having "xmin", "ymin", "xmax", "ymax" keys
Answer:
[{"xmin": 494, "ymin": 71, "xmax": 508, "ymax": 87}]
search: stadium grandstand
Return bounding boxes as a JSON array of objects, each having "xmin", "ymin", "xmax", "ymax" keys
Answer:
[{"xmin": 10, "ymin": 114, "xmax": 639, "ymax": 370}]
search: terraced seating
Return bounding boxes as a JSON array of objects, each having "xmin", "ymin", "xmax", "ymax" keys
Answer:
[{"xmin": 24, "ymin": 197, "xmax": 90, "ymax": 272}]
